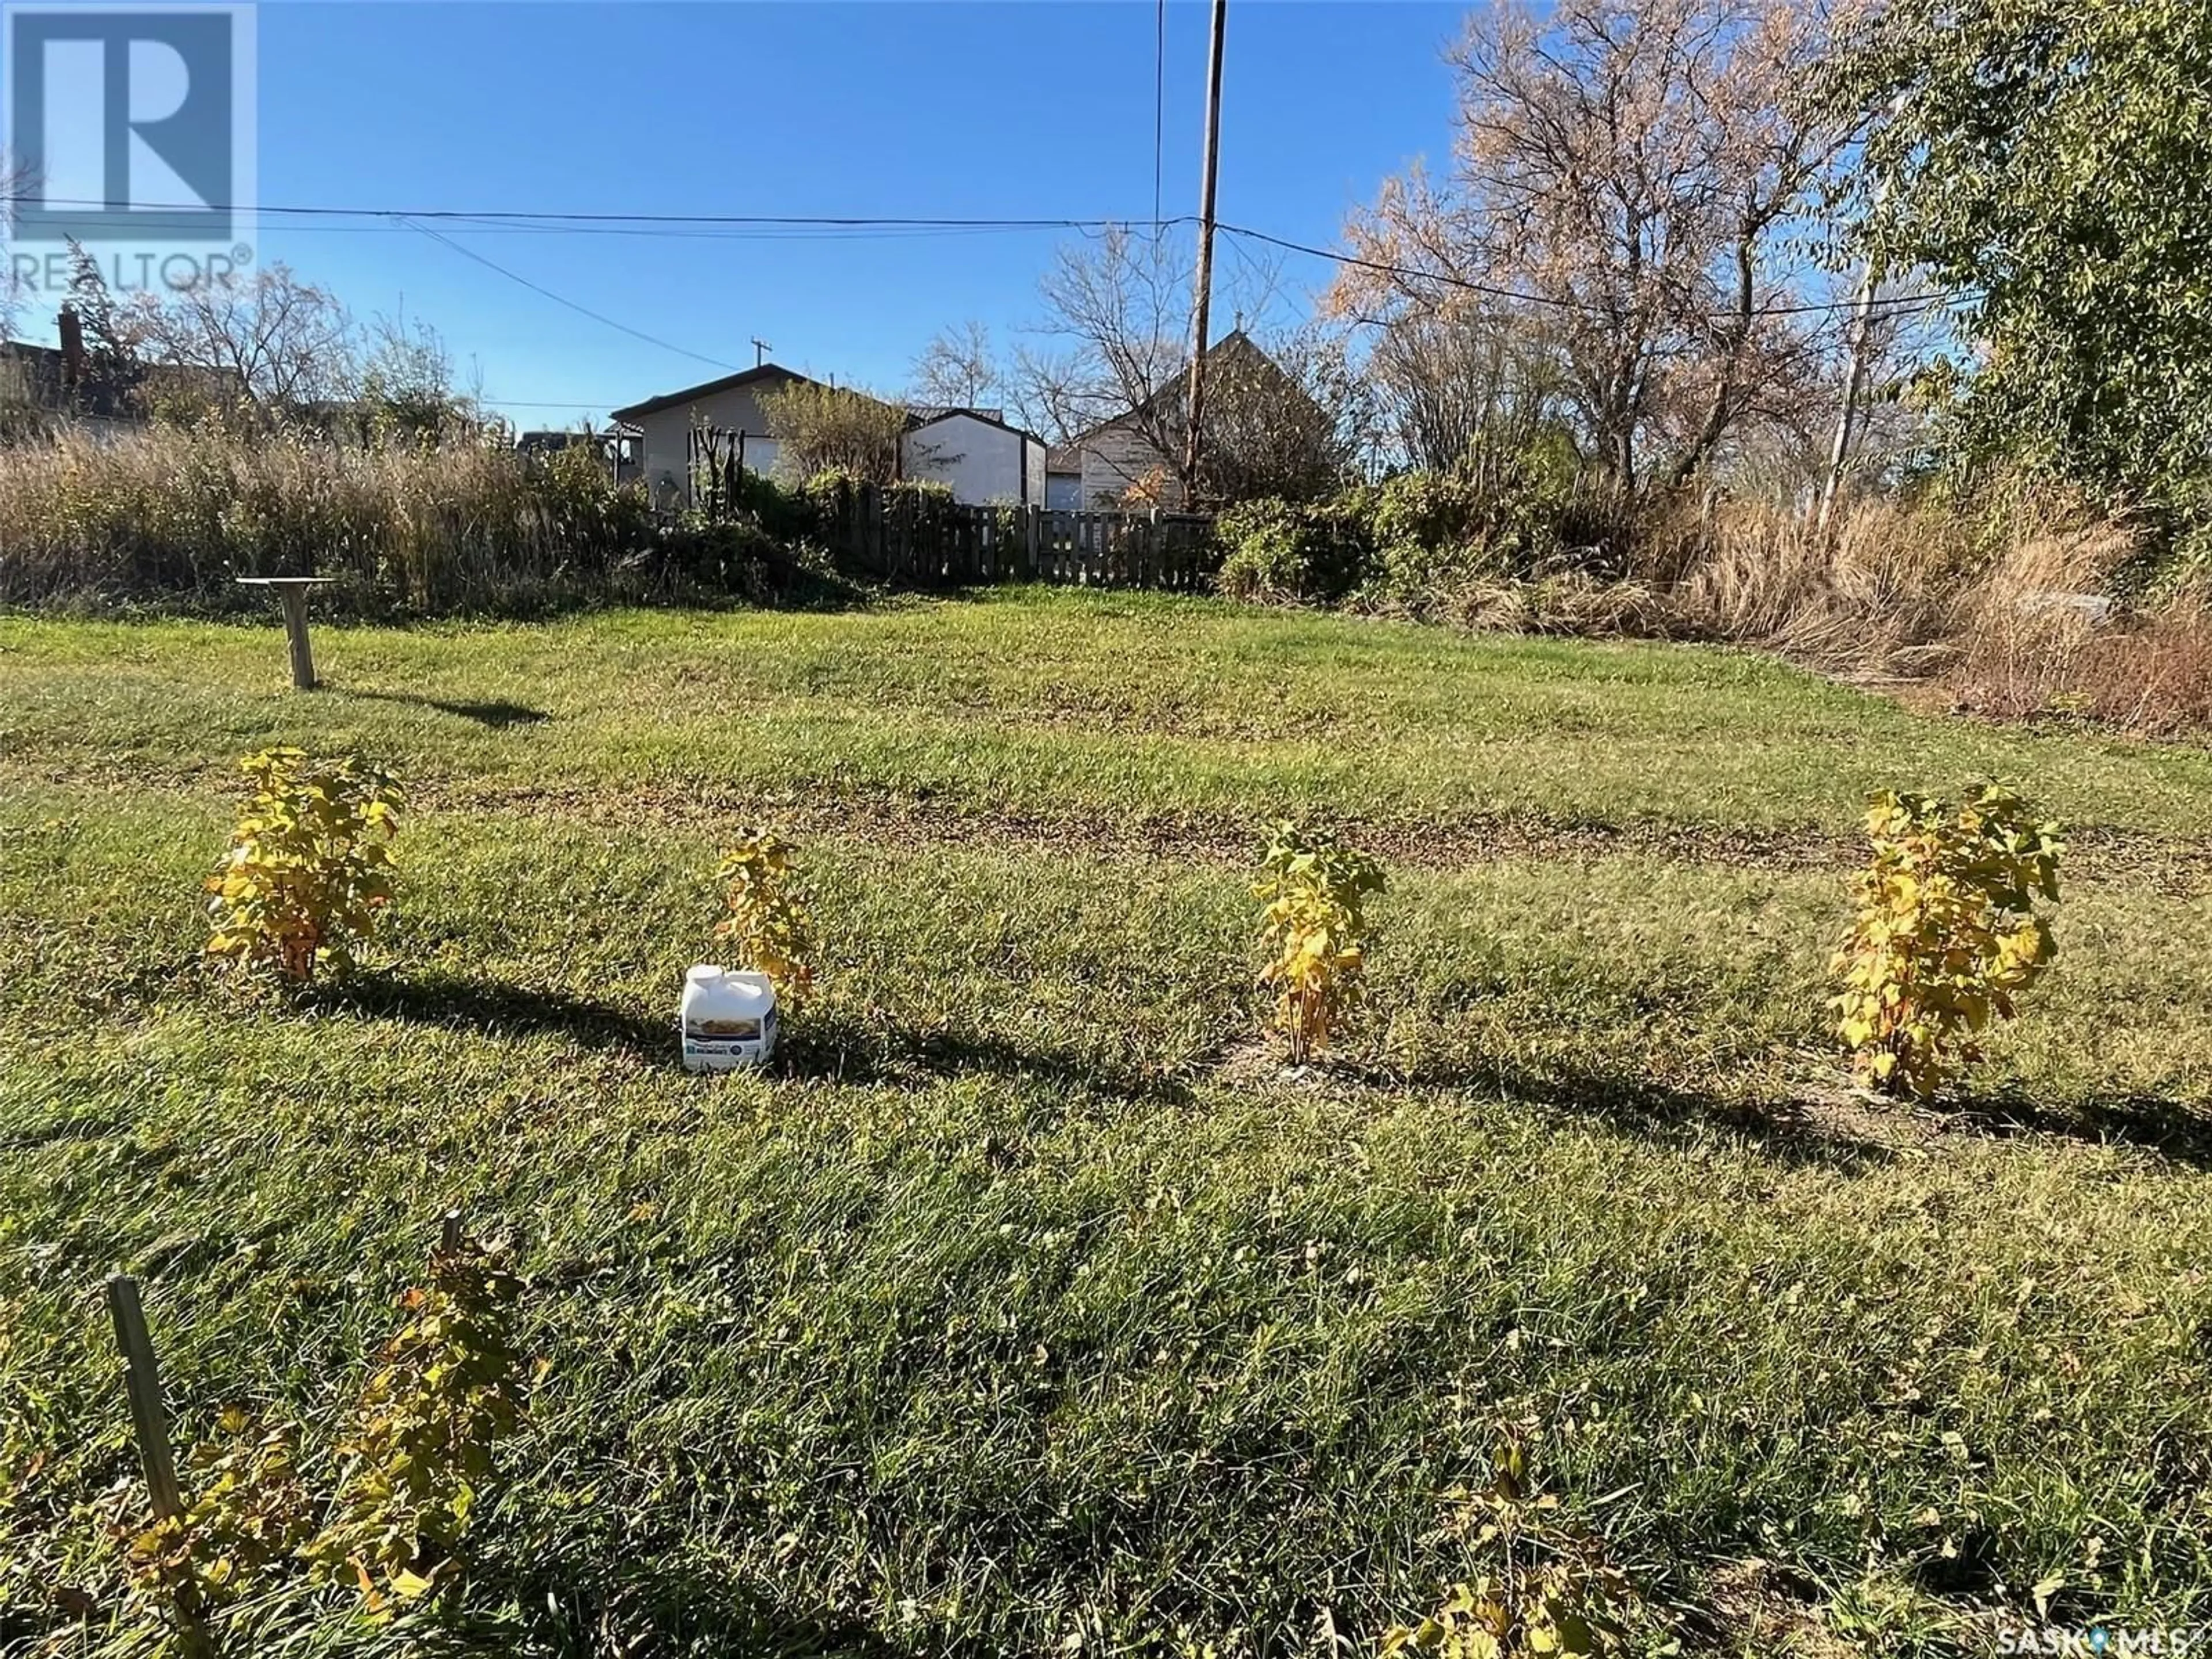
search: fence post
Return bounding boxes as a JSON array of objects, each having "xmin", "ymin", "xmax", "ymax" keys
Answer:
[{"xmin": 1022, "ymin": 505, "xmax": 1040, "ymax": 583}]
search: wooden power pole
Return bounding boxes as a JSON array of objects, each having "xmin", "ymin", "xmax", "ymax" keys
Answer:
[{"xmin": 1181, "ymin": 0, "xmax": 1228, "ymax": 505}]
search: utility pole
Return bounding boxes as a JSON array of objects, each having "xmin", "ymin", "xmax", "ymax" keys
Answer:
[
  {"xmin": 1181, "ymin": 0, "xmax": 1228, "ymax": 506},
  {"xmin": 1817, "ymin": 260, "xmax": 1881, "ymax": 537},
  {"xmin": 751, "ymin": 337, "xmax": 772, "ymax": 368}
]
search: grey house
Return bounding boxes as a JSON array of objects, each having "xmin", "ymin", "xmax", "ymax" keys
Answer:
[{"xmin": 612, "ymin": 363, "xmax": 810, "ymax": 509}]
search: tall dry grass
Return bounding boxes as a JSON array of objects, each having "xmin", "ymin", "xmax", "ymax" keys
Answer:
[
  {"xmin": 1640, "ymin": 496, "xmax": 1975, "ymax": 675},
  {"xmin": 1949, "ymin": 521, "xmax": 2212, "ymax": 732},
  {"xmin": 1635, "ymin": 487, "xmax": 2210, "ymax": 734},
  {"xmin": 0, "ymin": 426, "xmax": 661, "ymax": 616}
]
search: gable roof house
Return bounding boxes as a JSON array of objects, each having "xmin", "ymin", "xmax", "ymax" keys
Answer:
[
  {"xmin": 0, "ymin": 306, "xmax": 232, "ymax": 441},
  {"xmin": 612, "ymin": 364, "xmax": 1045, "ymax": 509},
  {"xmin": 1050, "ymin": 331, "xmax": 1324, "ymax": 511},
  {"xmin": 612, "ymin": 363, "xmax": 812, "ymax": 509},
  {"xmin": 902, "ymin": 406, "xmax": 1046, "ymax": 509}
]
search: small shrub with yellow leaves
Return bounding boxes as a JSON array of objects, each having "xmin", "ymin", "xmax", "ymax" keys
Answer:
[
  {"xmin": 204, "ymin": 748, "xmax": 404, "ymax": 983},
  {"xmin": 110, "ymin": 1234, "xmax": 527, "ymax": 1634},
  {"xmin": 1379, "ymin": 1441, "xmax": 1638, "ymax": 1659},
  {"xmin": 1254, "ymin": 820, "xmax": 1384, "ymax": 1065},
  {"xmin": 117, "ymin": 1414, "xmax": 311, "ymax": 1618},
  {"xmin": 1833, "ymin": 785, "xmax": 2063, "ymax": 1099},
  {"xmin": 714, "ymin": 829, "xmax": 815, "ymax": 1002},
  {"xmin": 302, "ymin": 1237, "xmax": 527, "ymax": 1612}
]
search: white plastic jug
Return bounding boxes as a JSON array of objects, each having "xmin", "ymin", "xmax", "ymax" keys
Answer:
[{"xmin": 680, "ymin": 965, "xmax": 778, "ymax": 1071}]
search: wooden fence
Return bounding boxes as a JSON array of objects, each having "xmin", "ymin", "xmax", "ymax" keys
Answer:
[{"xmin": 812, "ymin": 482, "xmax": 1218, "ymax": 592}]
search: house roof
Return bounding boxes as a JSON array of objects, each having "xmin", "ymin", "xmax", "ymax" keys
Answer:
[
  {"xmin": 0, "ymin": 340, "xmax": 239, "ymax": 422},
  {"xmin": 1063, "ymin": 330, "xmax": 1283, "ymax": 448},
  {"xmin": 610, "ymin": 362, "xmax": 817, "ymax": 422},
  {"xmin": 904, "ymin": 404, "xmax": 1042, "ymax": 444},
  {"xmin": 907, "ymin": 403, "xmax": 1005, "ymax": 424}
]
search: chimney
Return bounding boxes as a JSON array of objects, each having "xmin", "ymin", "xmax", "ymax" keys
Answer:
[{"xmin": 58, "ymin": 304, "xmax": 85, "ymax": 388}]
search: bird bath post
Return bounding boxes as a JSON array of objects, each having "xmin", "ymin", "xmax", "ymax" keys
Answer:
[{"xmin": 235, "ymin": 575, "xmax": 334, "ymax": 689}]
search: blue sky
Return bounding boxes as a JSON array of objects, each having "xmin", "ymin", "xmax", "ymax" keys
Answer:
[{"xmin": 155, "ymin": 0, "xmax": 1464, "ymax": 427}]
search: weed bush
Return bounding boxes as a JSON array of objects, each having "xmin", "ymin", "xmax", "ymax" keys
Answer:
[
  {"xmin": 1216, "ymin": 498, "xmax": 1366, "ymax": 603},
  {"xmin": 204, "ymin": 748, "xmax": 403, "ymax": 985},
  {"xmin": 1833, "ymin": 785, "xmax": 2064, "ymax": 1098},
  {"xmin": 112, "ymin": 1236, "xmax": 527, "ymax": 1634},
  {"xmin": 1219, "ymin": 467, "xmax": 1639, "ymax": 619},
  {"xmin": 1379, "ymin": 1444, "xmax": 1638, "ymax": 1659},
  {"xmin": 1254, "ymin": 820, "xmax": 1385, "ymax": 1063},
  {"xmin": 304, "ymin": 1238, "xmax": 527, "ymax": 1608}
]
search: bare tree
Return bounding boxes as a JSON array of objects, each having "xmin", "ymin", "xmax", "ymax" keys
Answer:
[
  {"xmin": 125, "ymin": 262, "xmax": 357, "ymax": 415},
  {"xmin": 758, "ymin": 380, "xmax": 908, "ymax": 483},
  {"xmin": 1366, "ymin": 303, "xmax": 1571, "ymax": 476},
  {"xmin": 910, "ymin": 321, "xmax": 1001, "ymax": 410},
  {"xmin": 1196, "ymin": 327, "xmax": 1375, "ymax": 503},
  {"xmin": 357, "ymin": 310, "xmax": 473, "ymax": 442},
  {"xmin": 1331, "ymin": 0, "xmax": 1854, "ymax": 492},
  {"xmin": 1020, "ymin": 224, "xmax": 1355, "ymax": 502},
  {"xmin": 1031, "ymin": 224, "xmax": 1194, "ymax": 470}
]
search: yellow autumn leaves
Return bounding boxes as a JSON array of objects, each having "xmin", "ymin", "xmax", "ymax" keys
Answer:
[
  {"xmin": 203, "ymin": 748, "xmax": 404, "ymax": 984},
  {"xmin": 1833, "ymin": 786, "xmax": 2064, "ymax": 1098},
  {"xmin": 1255, "ymin": 821, "xmax": 1386, "ymax": 1065},
  {"xmin": 200, "ymin": 751, "xmax": 2065, "ymax": 1101},
  {"xmin": 714, "ymin": 829, "xmax": 816, "ymax": 1003}
]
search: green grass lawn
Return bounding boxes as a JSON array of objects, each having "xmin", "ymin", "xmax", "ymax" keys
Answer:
[{"xmin": 3, "ymin": 588, "xmax": 2210, "ymax": 1657}]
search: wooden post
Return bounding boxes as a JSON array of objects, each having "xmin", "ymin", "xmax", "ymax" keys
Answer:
[
  {"xmin": 107, "ymin": 1276, "xmax": 184, "ymax": 1524},
  {"xmin": 277, "ymin": 586, "xmax": 316, "ymax": 690},
  {"xmin": 440, "ymin": 1209, "xmax": 464, "ymax": 1254}
]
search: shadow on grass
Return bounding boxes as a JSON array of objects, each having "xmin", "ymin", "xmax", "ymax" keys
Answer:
[
  {"xmin": 315, "ymin": 972, "xmax": 672, "ymax": 1055},
  {"xmin": 1951, "ymin": 1085, "xmax": 2212, "ymax": 1171},
  {"xmin": 781, "ymin": 1011, "xmax": 1195, "ymax": 1109},
  {"xmin": 316, "ymin": 976, "xmax": 1188, "ymax": 1109},
  {"xmin": 324, "ymin": 687, "xmax": 552, "ymax": 728},
  {"xmin": 1400, "ymin": 1056, "xmax": 1897, "ymax": 1173}
]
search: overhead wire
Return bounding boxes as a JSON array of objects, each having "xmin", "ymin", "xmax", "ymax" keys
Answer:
[{"xmin": 403, "ymin": 218, "xmax": 745, "ymax": 374}]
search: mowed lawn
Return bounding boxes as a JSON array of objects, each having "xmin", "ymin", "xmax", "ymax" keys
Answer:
[{"xmin": 3, "ymin": 588, "xmax": 2210, "ymax": 1656}]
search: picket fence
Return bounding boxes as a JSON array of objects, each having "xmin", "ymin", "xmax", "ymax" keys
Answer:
[{"xmin": 811, "ymin": 483, "xmax": 1219, "ymax": 592}]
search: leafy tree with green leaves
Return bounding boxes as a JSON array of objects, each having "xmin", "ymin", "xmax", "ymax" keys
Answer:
[{"xmin": 1839, "ymin": 0, "xmax": 2212, "ymax": 550}]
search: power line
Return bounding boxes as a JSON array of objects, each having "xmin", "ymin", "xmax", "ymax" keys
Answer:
[
  {"xmin": 21, "ymin": 195, "xmax": 1162, "ymax": 233},
  {"xmin": 19, "ymin": 190, "xmax": 1974, "ymax": 324},
  {"xmin": 404, "ymin": 219, "xmax": 744, "ymax": 374},
  {"xmin": 1217, "ymin": 220, "xmax": 1979, "ymax": 321}
]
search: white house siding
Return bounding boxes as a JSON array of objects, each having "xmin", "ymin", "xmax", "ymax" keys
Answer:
[
  {"xmin": 1077, "ymin": 417, "xmax": 1184, "ymax": 509},
  {"xmin": 1024, "ymin": 436, "xmax": 1047, "ymax": 508},
  {"xmin": 632, "ymin": 383, "xmax": 783, "ymax": 507},
  {"xmin": 902, "ymin": 412, "xmax": 1037, "ymax": 506}
]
